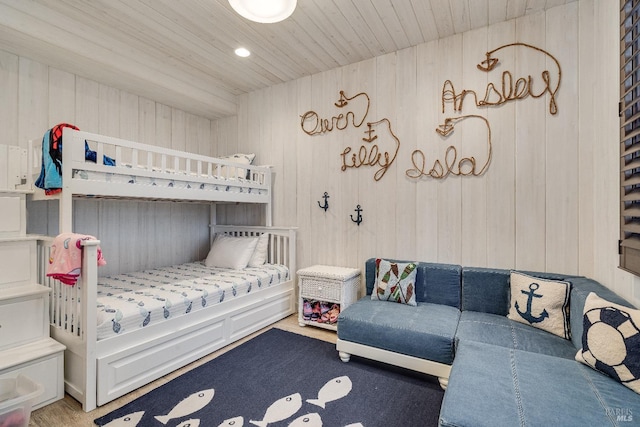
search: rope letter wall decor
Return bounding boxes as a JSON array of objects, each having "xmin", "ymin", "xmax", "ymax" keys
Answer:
[
  {"xmin": 476, "ymin": 43, "xmax": 561, "ymax": 115},
  {"xmin": 300, "ymin": 90, "xmax": 400, "ymax": 182},
  {"xmin": 340, "ymin": 118, "xmax": 401, "ymax": 182},
  {"xmin": 406, "ymin": 115, "xmax": 492, "ymax": 179},
  {"xmin": 407, "ymin": 42, "xmax": 561, "ymax": 180},
  {"xmin": 440, "ymin": 43, "xmax": 561, "ymax": 115},
  {"xmin": 300, "ymin": 91, "xmax": 370, "ymax": 136},
  {"xmin": 299, "ymin": 43, "xmax": 560, "ymax": 183}
]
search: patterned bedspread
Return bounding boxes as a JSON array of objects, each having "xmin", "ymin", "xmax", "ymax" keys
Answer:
[{"xmin": 95, "ymin": 262, "xmax": 289, "ymax": 340}]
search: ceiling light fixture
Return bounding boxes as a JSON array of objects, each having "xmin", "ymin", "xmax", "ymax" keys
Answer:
[
  {"xmin": 228, "ymin": 0, "xmax": 297, "ymax": 24},
  {"xmin": 235, "ymin": 47, "xmax": 251, "ymax": 57}
]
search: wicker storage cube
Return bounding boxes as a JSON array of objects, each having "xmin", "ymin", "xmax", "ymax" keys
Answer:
[{"xmin": 297, "ymin": 265, "xmax": 360, "ymax": 331}]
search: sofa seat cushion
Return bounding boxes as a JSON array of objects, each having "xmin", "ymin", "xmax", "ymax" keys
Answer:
[
  {"xmin": 455, "ymin": 311, "xmax": 576, "ymax": 359},
  {"xmin": 337, "ymin": 297, "xmax": 460, "ymax": 365},
  {"xmin": 439, "ymin": 341, "xmax": 640, "ymax": 427}
]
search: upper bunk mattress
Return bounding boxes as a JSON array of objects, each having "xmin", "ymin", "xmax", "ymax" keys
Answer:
[{"xmin": 94, "ymin": 262, "xmax": 289, "ymax": 340}]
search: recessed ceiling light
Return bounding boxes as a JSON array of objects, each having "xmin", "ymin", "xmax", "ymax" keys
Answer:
[
  {"xmin": 229, "ymin": 0, "xmax": 297, "ymax": 24},
  {"xmin": 235, "ymin": 47, "xmax": 251, "ymax": 57}
]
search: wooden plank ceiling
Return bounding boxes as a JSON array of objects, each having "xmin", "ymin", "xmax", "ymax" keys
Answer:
[{"xmin": 0, "ymin": 0, "xmax": 575, "ymax": 120}]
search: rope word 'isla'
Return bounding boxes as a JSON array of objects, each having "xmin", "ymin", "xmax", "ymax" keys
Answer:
[{"xmin": 406, "ymin": 115, "xmax": 492, "ymax": 179}]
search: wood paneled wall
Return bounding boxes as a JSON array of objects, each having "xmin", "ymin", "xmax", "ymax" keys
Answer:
[
  {"xmin": 0, "ymin": 53, "xmax": 223, "ymax": 275},
  {"xmin": 218, "ymin": 1, "xmax": 640, "ymax": 307},
  {"xmin": 2, "ymin": 0, "xmax": 637, "ymax": 307}
]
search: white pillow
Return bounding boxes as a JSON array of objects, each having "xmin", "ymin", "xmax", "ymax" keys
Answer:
[
  {"xmin": 205, "ymin": 234, "xmax": 258, "ymax": 269},
  {"xmin": 218, "ymin": 153, "xmax": 255, "ymax": 179},
  {"xmin": 248, "ymin": 233, "xmax": 270, "ymax": 267}
]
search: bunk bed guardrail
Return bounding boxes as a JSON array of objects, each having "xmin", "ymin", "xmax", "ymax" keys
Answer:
[
  {"xmin": 27, "ymin": 128, "xmax": 275, "ymax": 233},
  {"xmin": 27, "ymin": 128, "xmax": 272, "ymax": 203}
]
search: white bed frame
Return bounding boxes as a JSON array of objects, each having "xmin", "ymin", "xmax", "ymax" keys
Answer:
[
  {"xmin": 27, "ymin": 129, "xmax": 296, "ymax": 412},
  {"xmin": 29, "ymin": 128, "xmax": 274, "ymax": 231},
  {"xmin": 38, "ymin": 226, "xmax": 295, "ymax": 412}
]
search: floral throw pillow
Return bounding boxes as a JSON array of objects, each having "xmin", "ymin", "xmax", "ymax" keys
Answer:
[{"xmin": 371, "ymin": 259, "xmax": 417, "ymax": 306}]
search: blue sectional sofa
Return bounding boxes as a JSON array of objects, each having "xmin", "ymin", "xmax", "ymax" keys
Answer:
[{"xmin": 336, "ymin": 259, "xmax": 640, "ymax": 426}]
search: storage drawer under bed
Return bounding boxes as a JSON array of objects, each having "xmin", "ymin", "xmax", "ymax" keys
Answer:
[{"xmin": 94, "ymin": 285, "xmax": 295, "ymax": 406}]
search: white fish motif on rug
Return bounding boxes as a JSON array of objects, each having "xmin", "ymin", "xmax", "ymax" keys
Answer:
[
  {"xmin": 287, "ymin": 412, "xmax": 323, "ymax": 427},
  {"xmin": 218, "ymin": 415, "xmax": 244, "ymax": 426},
  {"xmin": 306, "ymin": 376, "xmax": 352, "ymax": 409},
  {"xmin": 154, "ymin": 388, "xmax": 215, "ymax": 425},
  {"xmin": 249, "ymin": 392, "xmax": 302, "ymax": 427},
  {"xmin": 101, "ymin": 374, "xmax": 362, "ymax": 426},
  {"xmin": 102, "ymin": 411, "xmax": 145, "ymax": 427}
]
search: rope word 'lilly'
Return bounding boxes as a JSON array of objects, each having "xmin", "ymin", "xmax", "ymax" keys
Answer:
[{"xmin": 300, "ymin": 91, "xmax": 400, "ymax": 182}]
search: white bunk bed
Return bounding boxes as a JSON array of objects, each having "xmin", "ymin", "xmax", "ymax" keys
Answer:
[
  {"xmin": 30, "ymin": 128, "xmax": 274, "ymax": 231},
  {"xmin": 27, "ymin": 128, "xmax": 296, "ymax": 412}
]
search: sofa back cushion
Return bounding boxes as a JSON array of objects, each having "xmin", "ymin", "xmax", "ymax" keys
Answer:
[
  {"xmin": 365, "ymin": 258, "xmax": 461, "ymax": 308},
  {"xmin": 461, "ymin": 267, "xmax": 582, "ymax": 316},
  {"xmin": 461, "ymin": 267, "xmax": 511, "ymax": 315}
]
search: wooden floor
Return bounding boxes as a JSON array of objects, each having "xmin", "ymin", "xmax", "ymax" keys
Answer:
[{"xmin": 28, "ymin": 315, "xmax": 336, "ymax": 426}]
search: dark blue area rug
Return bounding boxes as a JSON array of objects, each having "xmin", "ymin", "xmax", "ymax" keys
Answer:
[{"xmin": 94, "ymin": 328, "xmax": 444, "ymax": 427}]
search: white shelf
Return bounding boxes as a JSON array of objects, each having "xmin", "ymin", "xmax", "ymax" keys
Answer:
[
  {"xmin": 0, "ymin": 284, "xmax": 49, "ymax": 301},
  {"xmin": 0, "ymin": 338, "xmax": 65, "ymax": 372},
  {"xmin": 0, "ymin": 235, "xmax": 41, "ymax": 243},
  {"xmin": 0, "ymin": 189, "xmax": 33, "ymax": 195}
]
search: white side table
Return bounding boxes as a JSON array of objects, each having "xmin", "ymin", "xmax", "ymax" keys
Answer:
[{"xmin": 297, "ymin": 265, "xmax": 360, "ymax": 331}]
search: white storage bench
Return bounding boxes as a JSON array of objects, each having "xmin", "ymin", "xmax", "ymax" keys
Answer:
[{"xmin": 297, "ymin": 265, "xmax": 360, "ymax": 331}]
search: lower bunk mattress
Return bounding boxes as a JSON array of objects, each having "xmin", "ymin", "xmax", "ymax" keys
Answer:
[{"xmin": 88, "ymin": 262, "xmax": 289, "ymax": 340}]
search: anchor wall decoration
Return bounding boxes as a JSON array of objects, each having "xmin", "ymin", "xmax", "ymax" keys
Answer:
[
  {"xmin": 317, "ymin": 192, "xmax": 330, "ymax": 211},
  {"xmin": 515, "ymin": 283, "xmax": 549, "ymax": 324},
  {"xmin": 350, "ymin": 204, "xmax": 363, "ymax": 226}
]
